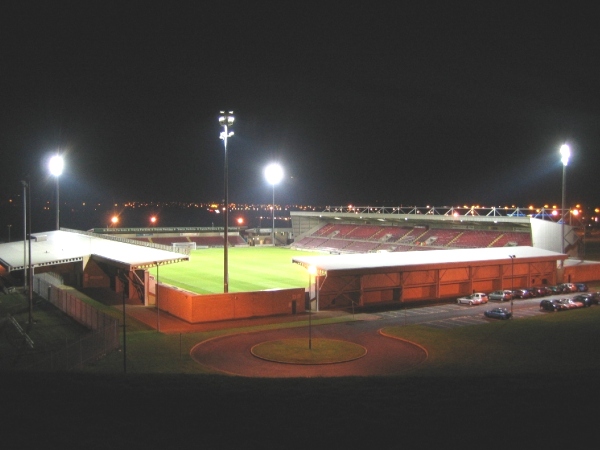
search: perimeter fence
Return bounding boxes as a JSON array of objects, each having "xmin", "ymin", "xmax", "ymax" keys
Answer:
[{"xmin": 25, "ymin": 273, "xmax": 120, "ymax": 371}]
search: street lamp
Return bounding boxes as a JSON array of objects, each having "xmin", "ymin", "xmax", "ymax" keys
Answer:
[
  {"xmin": 560, "ymin": 144, "xmax": 570, "ymax": 255},
  {"xmin": 219, "ymin": 111, "xmax": 234, "ymax": 293},
  {"xmin": 49, "ymin": 153, "xmax": 64, "ymax": 230},
  {"xmin": 509, "ymin": 255, "xmax": 516, "ymax": 317},
  {"xmin": 264, "ymin": 163, "xmax": 283, "ymax": 246},
  {"xmin": 307, "ymin": 265, "xmax": 317, "ymax": 350}
]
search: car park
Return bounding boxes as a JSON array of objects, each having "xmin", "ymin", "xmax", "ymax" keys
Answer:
[
  {"xmin": 484, "ymin": 307, "xmax": 512, "ymax": 320},
  {"xmin": 457, "ymin": 292, "xmax": 489, "ymax": 305},
  {"xmin": 488, "ymin": 290, "xmax": 512, "ymax": 301},
  {"xmin": 539, "ymin": 299, "xmax": 561, "ymax": 312}
]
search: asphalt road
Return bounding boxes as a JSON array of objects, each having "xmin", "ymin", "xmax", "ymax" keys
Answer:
[{"xmin": 190, "ymin": 293, "xmax": 570, "ymax": 377}]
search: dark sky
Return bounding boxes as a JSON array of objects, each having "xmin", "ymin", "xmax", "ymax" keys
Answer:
[{"xmin": 2, "ymin": 2, "xmax": 599, "ymax": 208}]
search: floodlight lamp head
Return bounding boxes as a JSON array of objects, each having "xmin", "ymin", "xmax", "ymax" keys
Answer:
[
  {"xmin": 49, "ymin": 154, "xmax": 64, "ymax": 177},
  {"xmin": 264, "ymin": 163, "xmax": 284, "ymax": 186},
  {"xmin": 560, "ymin": 144, "xmax": 570, "ymax": 166},
  {"xmin": 219, "ymin": 111, "xmax": 235, "ymax": 127}
]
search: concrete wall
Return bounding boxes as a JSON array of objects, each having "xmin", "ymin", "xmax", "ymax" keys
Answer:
[{"xmin": 153, "ymin": 285, "xmax": 306, "ymax": 323}]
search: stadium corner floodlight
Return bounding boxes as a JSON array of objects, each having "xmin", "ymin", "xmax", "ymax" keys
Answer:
[
  {"xmin": 264, "ymin": 163, "xmax": 284, "ymax": 246},
  {"xmin": 560, "ymin": 143, "xmax": 570, "ymax": 166},
  {"xmin": 49, "ymin": 153, "xmax": 64, "ymax": 230},
  {"xmin": 219, "ymin": 111, "xmax": 234, "ymax": 293},
  {"xmin": 559, "ymin": 143, "xmax": 570, "ymax": 256}
]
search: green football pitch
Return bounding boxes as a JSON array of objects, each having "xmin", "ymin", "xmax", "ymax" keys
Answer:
[{"xmin": 149, "ymin": 247, "xmax": 323, "ymax": 294}]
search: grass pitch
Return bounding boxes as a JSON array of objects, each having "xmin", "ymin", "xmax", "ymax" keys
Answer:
[{"xmin": 149, "ymin": 247, "xmax": 322, "ymax": 294}]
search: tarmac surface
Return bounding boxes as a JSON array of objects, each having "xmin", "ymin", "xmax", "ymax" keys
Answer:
[{"xmin": 121, "ymin": 301, "xmax": 428, "ymax": 377}]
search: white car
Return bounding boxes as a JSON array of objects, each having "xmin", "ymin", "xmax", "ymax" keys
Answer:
[{"xmin": 457, "ymin": 292, "xmax": 489, "ymax": 306}]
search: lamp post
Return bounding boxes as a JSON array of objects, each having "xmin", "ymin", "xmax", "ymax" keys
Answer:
[
  {"xmin": 49, "ymin": 153, "xmax": 64, "ymax": 230},
  {"xmin": 7, "ymin": 224, "xmax": 11, "ymax": 242},
  {"xmin": 21, "ymin": 179, "xmax": 33, "ymax": 325},
  {"xmin": 219, "ymin": 111, "xmax": 234, "ymax": 293},
  {"xmin": 307, "ymin": 265, "xmax": 317, "ymax": 350},
  {"xmin": 560, "ymin": 144, "xmax": 570, "ymax": 255},
  {"xmin": 22, "ymin": 180, "xmax": 27, "ymax": 289},
  {"xmin": 264, "ymin": 163, "xmax": 283, "ymax": 246},
  {"xmin": 509, "ymin": 255, "xmax": 516, "ymax": 317},
  {"xmin": 155, "ymin": 262, "xmax": 160, "ymax": 332},
  {"xmin": 122, "ymin": 282, "xmax": 127, "ymax": 374}
]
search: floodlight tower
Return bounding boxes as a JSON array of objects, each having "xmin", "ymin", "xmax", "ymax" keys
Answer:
[
  {"xmin": 560, "ymin": 144, "xmax": 570, "ymax": 255},
  {"xmin": 264, "ymin": 163, "xmax": 284, "ymax": 246},
  {"xmin": 49, "ymin": 153, "xmax": 64, "ymax": 230},
  {"xmin": 219, "ymin": 111, "xmax": 234, "ymax": 293}
]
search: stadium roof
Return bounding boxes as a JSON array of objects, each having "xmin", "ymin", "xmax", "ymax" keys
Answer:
[
  {"xmin": 0, "ymin": 230, "xmax": 189, "ymax": 272},
  {"xmin": 292, "ymin": 246, "xmax": 566, "ymax": 275}
]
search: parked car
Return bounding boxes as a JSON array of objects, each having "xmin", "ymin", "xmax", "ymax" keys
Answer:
[
  {"xmin": 556, "ymin": 298, "xmax": 582, "ymax": 309},
  {"xmin": 484, "ymin": 307, "xmax": 512, "ymax": 320},
  {"xmin": 548, "ymin": 285, "xmax": 566, "ymax": 294},
  {"xmin": 525, "ymin": 287, "xmax": 539, "ymax": 298},
  {"xmin": 488, "ymin": 290, "xmax": 512, "ymax": 301},
  {"xmin": 573, "ymin": 294, "xmax": 593, "ymax": 307},
  {"xmin": 511, "ymin": 288, "xmax": 531, "ymax": 299},
  {"xmin": 536, "ymin": 286, "xmax": 554, "ymax": 296},
  {"xmin": 457, "ymin": 292, "xmax": 489, "ymax": 306},
  {"xmin": 539, "ymin": 299, "xmax": 561, "ymax": 312},
  {"xmin": 552, "ymin": 299, "xmax": 572, "ymax": 311},
  {"xmin": 587, "ymin": 292, "xmax": 600, "ymax": 305},
  {"xmin": 529, "ymin": 286, "xmax": 550, "ymax": 297},
  {"xmin": 559, "ymin": 283, "xmax": 578, "ymax": 293},
  {"xmin": 575, "ymin": 283, "xmax": 589, "ymax": 292}
]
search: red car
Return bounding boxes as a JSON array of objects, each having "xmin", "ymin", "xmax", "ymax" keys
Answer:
[{"xmin": 511, "ymin": 288, "xmax": 531, "ymax": 299}]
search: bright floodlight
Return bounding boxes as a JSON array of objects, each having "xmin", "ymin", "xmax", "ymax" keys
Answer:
[
  {"xmin": 219, "ymin": 111, "xmax": 235, "ymax": 127},
  {"xmin": 49, "ymin": 154, "xmax": 64, "ymax": 177},
  {"xmin": 264, "ymin": 163, "xmax": 284, "ymax": 186},
  {"xmin": 560, "ymin": 144, "xmax": 570, "ymax": 166}
]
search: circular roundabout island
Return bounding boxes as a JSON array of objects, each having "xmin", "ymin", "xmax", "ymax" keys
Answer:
[{"xmin": 251, "ymin": 338, "xmax": 367, "ymax": 365}]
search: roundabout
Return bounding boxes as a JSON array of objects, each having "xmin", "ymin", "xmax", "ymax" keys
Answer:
[
  {"xmin": 190, "ymin": 321, "xmax": 427, "ymax": 377},
  {"xmin": 251, "ymin": 338, "xmax": 367, "ymax": 364}
]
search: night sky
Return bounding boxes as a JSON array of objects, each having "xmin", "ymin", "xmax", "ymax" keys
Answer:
[{"xmin": 2, "ymin": 2, "xmax": 599, "ymax": 209}]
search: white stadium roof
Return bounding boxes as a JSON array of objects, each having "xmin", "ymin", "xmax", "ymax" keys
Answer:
[
  {"xmin": 292, "ymin": 246, "xmax": 566, "ymax": 274},
  {"xmin": 0, "ymin": 229, "xmax": 189, "ymax": 272}
]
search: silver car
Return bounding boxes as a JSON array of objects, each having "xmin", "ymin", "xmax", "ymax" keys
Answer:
[
  {"xmin": 488, "ymin": 290, "xmax": 512, "ymax": 301},
  {"xmin": 457, "ymin": 292, "xmax": 489, "ymax": 305}
]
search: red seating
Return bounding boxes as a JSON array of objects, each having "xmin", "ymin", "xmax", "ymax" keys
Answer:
[
  {"xmin": 448, "ymin": 230, "xmax": 502, "ymax": 248},
  {"xmin": 294, "ymin": 223, "xmax": 530, "ymax": 254}
]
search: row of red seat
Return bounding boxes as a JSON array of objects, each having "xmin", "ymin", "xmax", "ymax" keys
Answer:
[{"xmin": 295, "ymin": 223, "xmax": 532, "ymax": 253}]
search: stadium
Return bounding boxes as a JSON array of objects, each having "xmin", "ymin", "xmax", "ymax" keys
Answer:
[{"xmin": 1, "ymin": 204, "xmax": 598, "ymax": 326}]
